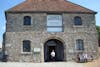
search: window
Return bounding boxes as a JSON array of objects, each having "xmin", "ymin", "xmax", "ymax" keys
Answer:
[
  {"xmin": 74, "ymin": 16, "xmax": 82, "ymax": 25},
  {"xmin": 23, "ymin": 40, "xmax": 31, "ymax": 52},
  {"xmin": 76, "ymin": 39, "xmax": 84, "ymax": 50},
  {"xmin": 24, "ymin": 16, "xmax": 31, "ymax": 25},
  {"xmin": 47, "ymin": 15, "xmax": 63, "ymax": 32}
]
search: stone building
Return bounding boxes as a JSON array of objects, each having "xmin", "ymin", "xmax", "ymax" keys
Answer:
[{"xmin": 3, "ymin": 0, "xmax": 98, "ymax": 62}]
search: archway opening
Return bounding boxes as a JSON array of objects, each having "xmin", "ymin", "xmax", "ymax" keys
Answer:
[{"xmin": 44, "ymin": 39, "xmax": 64, "ymax": 62}]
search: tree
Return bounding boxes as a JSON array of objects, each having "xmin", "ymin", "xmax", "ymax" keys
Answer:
[{"xmin": 96, "ymin": 26, "xmax": 100, "ymax": 46}]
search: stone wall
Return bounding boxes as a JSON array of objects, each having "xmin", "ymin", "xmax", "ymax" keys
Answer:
[{"xmin": 4, "ymin": 13, "xmax": 98, "ymax": 62}]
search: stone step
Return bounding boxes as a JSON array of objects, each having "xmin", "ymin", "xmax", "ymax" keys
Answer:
[{"xmin": 0, "ymin": 62, "xmax": 84, "ymax": 67}]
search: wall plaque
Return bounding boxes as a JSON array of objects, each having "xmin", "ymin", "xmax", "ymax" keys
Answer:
[
  {"xmin": 47, "ymin": 15, "xmax": 62, "ymax": 26},
  {"xmin": 69, "ymin": 49, "xmax": 74, "ymax": 53},
  {"xmin": 33, "ymin": 48, "xmax": 41, "ymax": 53}
]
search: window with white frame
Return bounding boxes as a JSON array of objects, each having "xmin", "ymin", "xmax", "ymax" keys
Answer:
[{"xmin": 47, "ymin": 15, "xmax": 63, "ymax": 32}]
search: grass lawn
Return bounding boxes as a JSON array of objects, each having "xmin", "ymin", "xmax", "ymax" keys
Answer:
[{"xmin": 98, "ymin": 47, "xmax": 100, "ymax": 56}]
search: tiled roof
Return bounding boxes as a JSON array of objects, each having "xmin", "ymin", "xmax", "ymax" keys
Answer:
[{"xmin": 6, "ymin": 0, "xmax": 96, "ymax": 14}]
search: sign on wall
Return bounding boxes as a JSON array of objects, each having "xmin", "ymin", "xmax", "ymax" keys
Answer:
[
  {"xmin": 33, "ymin": 48, "xmax": 41, "ymax": 53},
  {"xmin": 47, "ymin": 15, "xmax": 62, "ymax": 26},
  {"xmin": 47, "ymin": 15, "xmax": 63, "ymax": 32}
]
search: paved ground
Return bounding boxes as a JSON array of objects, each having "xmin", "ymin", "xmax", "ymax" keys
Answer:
[
  {"xmin": 0, "ymin": 62, "xmax": 84, "ymax": 67},
  {"xmin": 84, "ymin": 59, "xmax": 100, "ymax": 67},
  {"xmin": 0, "ymin": 59, "xmax": 100, "ymax": 67}
]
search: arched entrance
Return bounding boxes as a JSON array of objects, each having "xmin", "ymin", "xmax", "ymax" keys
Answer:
[{"xmin": 44, "ymin": 39, "xmax": 64, "ymax": 62}]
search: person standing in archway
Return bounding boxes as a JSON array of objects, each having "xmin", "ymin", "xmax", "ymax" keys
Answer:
[{"xmin": 51, "ymin": 50, "xmax": 55, "ymax": 61}]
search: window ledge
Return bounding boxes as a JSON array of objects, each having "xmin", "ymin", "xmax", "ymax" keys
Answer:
[
  {"xmin": 23, "ymin": 25, "xmax": 32, "ymax": 27},
  {"xmin": 73, "ymin": 25, "xmax": 84, "ymax": 27},
  {"xmin": 75, "ymin": 50, "xmax": 84, "ymax": 52},
  {"xmin": 21, "ymin": 52, "xmax": 32, "ymax": 54}
]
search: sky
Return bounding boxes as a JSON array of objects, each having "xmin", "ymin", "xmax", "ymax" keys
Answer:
[{"xmin": 0, "ymin": 0, "xmax": 100, "ymax": 47}]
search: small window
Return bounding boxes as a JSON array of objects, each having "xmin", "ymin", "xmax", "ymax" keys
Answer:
[
  {"xmin": 23, "ymin": 40, "xmax": 31, "ymax": 52},
  {"xmin": 74, "ymin": 16, "xmax": 82, "ymax": 25},
  {"xmin": 24, "ymin": 16, "xmax": 31, "ymax": 25},
  {"xmin": 76, "ymin": 39, "xmax": 84, "ymax": 50},
  {"xmin": 47, "ymin": 15, "xmax": 63, "ymax": 32}
]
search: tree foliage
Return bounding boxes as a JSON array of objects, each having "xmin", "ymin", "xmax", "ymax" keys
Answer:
[
  {"xmin": 96, "ymin": 26, "xmax": 100, "ymax": 39},
  {"xmin": 96, "ymin": 26, "xmax": 100, "ymax": 46}
]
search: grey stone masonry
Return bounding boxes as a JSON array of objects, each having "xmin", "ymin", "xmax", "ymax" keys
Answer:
[{"xmin": 4, "ymin": 13, "xmax": 99, "ymax": 62}]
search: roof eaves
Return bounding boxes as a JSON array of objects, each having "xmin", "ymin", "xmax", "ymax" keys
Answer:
[{"xmin": 5, "ymin": 11, "xmax": 97, "ymax": 14}]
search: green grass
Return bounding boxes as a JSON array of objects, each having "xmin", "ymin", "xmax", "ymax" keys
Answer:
[{"xmin": 98, "ymin": 47, "xmax": 100, "ymax": 57}]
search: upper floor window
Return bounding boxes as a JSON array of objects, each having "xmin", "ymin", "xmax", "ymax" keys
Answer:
[
  {"xmin": 74, "ymin": 16, "xmax": 82, "ymax": 25},
  {"xmin": 76, "ymin": 39, "xmax": 84, "ymax": 50},
  {"xmin": 23, "ymin": 40, "xmax": 31, "ymax": 52},
  {"xmin": 24, "ymin": 16, "xmax": 31, "ymax": 25},
  {"xmin": 47, "ymin": 15, "xmax": 63, "ymax": 32}
]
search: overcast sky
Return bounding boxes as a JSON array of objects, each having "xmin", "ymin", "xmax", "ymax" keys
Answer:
[{"xmin": 0, "ymin": 0, "xmax": 100, "ymax": 47}]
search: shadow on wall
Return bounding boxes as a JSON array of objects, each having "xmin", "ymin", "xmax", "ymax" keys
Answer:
[
  {"xmin": 0, "ymin": 41, "xmax": 8, "ymax": 62},
  {"xmin": 0, "ymin": 49, "xmax": 8, "ymax": 62}
]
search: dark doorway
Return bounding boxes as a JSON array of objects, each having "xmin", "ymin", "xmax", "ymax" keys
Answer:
[
  {"xmin": 48, "ymin": 46, "xmax": 56, "ymax": 61},
  {"xmin": 44, "ymin": 39, "xmax": 64, "ymax": 62}
]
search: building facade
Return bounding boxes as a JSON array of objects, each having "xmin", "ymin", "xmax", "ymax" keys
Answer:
[{"xmin": 3, "ymin": 0, "xmax": 98, "ymax": 62}]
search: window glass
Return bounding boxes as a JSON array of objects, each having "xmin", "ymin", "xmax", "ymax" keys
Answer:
[
  {"xmin": 47, "ymin": 27, "xmax": 62, "ymax": 32},
  {"xmin": 76, "ymin": 39, "xmax": 84, "ymax": 50},
  {"xmin": 74, "ymin": 16, "xmax": 82, "ymax": 25},
  {"xmin": 23, "ymin": 40, "xmax": 31, "ymax": 52},
  {"xmin": 24, "ymin": 16, "xmax": 31, "ymax": 25}
]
